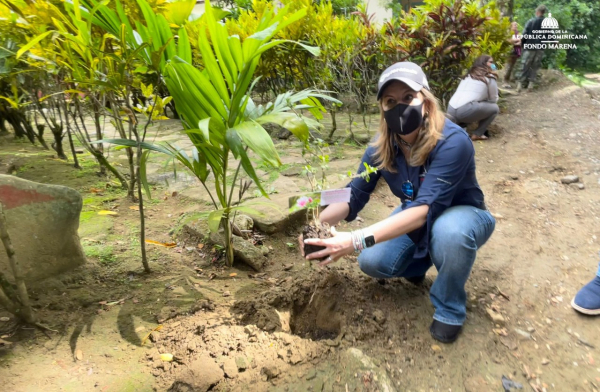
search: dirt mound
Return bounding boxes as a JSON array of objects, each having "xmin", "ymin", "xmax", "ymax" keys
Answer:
[{"xmin": 145, "ymin": 304, "xmax": 326, "ymax": 391}]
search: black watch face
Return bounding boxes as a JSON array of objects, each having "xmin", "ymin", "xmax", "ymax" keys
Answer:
[{"xmin": 365, "ymin": 235, "xmax": 375, "ymax": 248}]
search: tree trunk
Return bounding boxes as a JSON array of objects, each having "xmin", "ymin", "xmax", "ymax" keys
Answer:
[
  {"xmin": 327, "ymin": 108, "xmax": 337, "ymax": 140},
  {"xmin": 33, "ymin": 123, "xmax": 49, "ymax": 150},
  {"xmin": 66, "ymin": 127, "xmax": 81, "ymax": 169},
  {"xmin": 133, "ymin": 125, "xmax": 150, "ymax": 273},
  {"xmin": 51, "ymin": 126, "xmax": 67, "ymax": 160},
  {"xmin": 92, "ymin": 100, "xmax": 106, "ymax": 175}
]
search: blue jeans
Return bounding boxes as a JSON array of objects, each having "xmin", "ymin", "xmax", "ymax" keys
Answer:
[{"xmin": 358, "ymin": 205, "xmax": 496, "ymax": 325}]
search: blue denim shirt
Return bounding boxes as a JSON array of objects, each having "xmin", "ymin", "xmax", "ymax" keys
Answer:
[{"xmin": 345, "ymin": 119, "xmax": 486, "ymax": 260}]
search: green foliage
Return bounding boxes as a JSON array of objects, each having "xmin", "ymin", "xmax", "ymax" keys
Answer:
[{"xmin": 314, "ymin": 0, "xmax": 360, "ymax": 16}]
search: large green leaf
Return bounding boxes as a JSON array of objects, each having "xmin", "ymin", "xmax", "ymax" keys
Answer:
[
  {"xmin": 198, "ymin": 118, "xmax": 210, "ymax": 141},
  {"xmin": 255, "ymin": 113, "xmax": 309, "ymax": 143},
  {"xmin": 197, "ymin": 26, "xmax": 230, "ymax": 106},
  {"xmin": 140, "ymin": 150, "xmax": 152, "ymax": 199},
  {"xmin": 156, "ymin": 14, "xmax": 176, "ymax": 62},
  {"xmin": 177, "ymin": 27, "xmax": 192, "ymax": 64},
  {"xmin": 229, "ymin": 121, "xmax": 280, "ymax": 168},
  {"xmin": 204, "ymin": 0, "xmax": 236, "ymax": 91},
  {"xmin": 93, "ymin": 139, "xmax": 172, "ymax": 155},
  {"xmin": 225, "ymin": 129, "xmax": 266, "ymax": 197},
  {"xmin": 16, "ymin": 31, "xmax": 53, "ymax": 59},
  {"xmin": 207, "ymin": 209, "xmax": 225, "ymax": 233}
]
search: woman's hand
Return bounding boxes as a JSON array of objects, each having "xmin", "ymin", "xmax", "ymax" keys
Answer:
[{"xmin": 303, "ymin": 227, "xmax": 355, "ymax": 267}]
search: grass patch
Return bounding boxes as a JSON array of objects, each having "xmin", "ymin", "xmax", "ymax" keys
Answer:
[{"xmin": 83, "ymin": 243, "xmax": 117, "ymax": 264}]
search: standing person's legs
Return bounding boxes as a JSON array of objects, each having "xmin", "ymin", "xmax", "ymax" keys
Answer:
[
  {"xmin": 527, "ymin": 49, "xmax": 544, "ymax": 87},
  {"xmin": 519, "ymin": 49, "xmax": 535, "ymax": 89},
  {"xmin": 503, "ymin": 54, "xmax": 518, "ymax": 84},
  {"xmin": 428, "ymin": 206, "xmax": 495, "ymax": 338},
  {"xmin": 454, "ymin": 102, "xmax": 500, "ymax": 137},
  {"xmin": 572, "ymin": 254, "xmax": 600, "ymax": 315}
]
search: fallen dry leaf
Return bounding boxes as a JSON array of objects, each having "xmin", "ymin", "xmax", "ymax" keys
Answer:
[
  {"xmin": 98, "ymin": 210, "xmax": 118, "ymax": 216},
  {"xmin": 431, "ymin": 345, "xmax": 442, "ymax": 352},
  {"xmin": 197, "ymin": 243, "xmax": 204, "ymax": 249},
  {"xmin": 75, "ymin": 349, "xmax": 83, "ymax": 361},
  {"xmin": 229, "ymin": 273, "xmax": 237, "ymax": 277},
  {"xmin": 129, "ymin": 206, "xmax": 140, "ymax": 211},
  {"xmin": 141, "ymin": 325, "xmax": 163, "ymax": 346},
  {"xmin": 493, "ymin": 328, "xmax": 509, "ymax": 336},
  {"xmin": 145, "ymin": 239, "xmax": 176, "ymax": 248}
]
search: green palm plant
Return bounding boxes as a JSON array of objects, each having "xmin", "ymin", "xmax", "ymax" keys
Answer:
[{"xmin": 85, "ymin": 0, "xmax": 340, "ymax": 267}]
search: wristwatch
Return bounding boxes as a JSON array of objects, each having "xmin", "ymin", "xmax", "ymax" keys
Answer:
[{"xmin": 364, "ymin": 232, "xmax": 376, "ymax": 248}]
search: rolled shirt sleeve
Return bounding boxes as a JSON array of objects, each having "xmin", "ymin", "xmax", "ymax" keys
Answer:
[
  {"xmin": 404, "ymin": 131, "xmax": 474, "ymax": 258},
  {"xmin": 345, "ymin": 146, "xmax": 382, "ymax": 222}
]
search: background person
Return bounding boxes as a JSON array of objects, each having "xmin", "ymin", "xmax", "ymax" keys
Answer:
[
  {"xmin": 517, "ymin": 4, "xmax": 547, "ymax": 92},
  {"xmin": 503, "ymin": 22, "xmax": 522, "ymax": 88},
  {"xmin": 301, "ymin": 62, "xmax": 496, "ymax": 344},
  {"xmin": 446, "ymin": 55, "xmax": 499, "ymax": 141}
]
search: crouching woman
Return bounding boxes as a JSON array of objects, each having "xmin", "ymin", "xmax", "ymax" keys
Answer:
[{"xmin": 303, "ymin": 62, "xmax": 496, "ymax": 343}]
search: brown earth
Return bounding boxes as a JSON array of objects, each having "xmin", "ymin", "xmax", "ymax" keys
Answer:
[{"xmin": 0, "ymin": 70, "xmax": 599, "ymax": 392}]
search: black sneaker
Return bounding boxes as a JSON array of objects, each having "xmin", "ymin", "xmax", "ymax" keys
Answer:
[
  {"xmin": 405, "ymin": 275, "xmax": 426, "ymax": 285},
  {"xmin": 430, "ymin": 320, "xmax": 462, "ymax": 343}
]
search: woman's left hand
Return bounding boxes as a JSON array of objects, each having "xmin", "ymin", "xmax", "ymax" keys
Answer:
[{"xmin": 304, "ymin": 227, "xmax": 355, "ymax": 267}]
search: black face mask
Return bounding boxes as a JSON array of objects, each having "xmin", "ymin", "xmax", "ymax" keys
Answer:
[{"xmin": 383, "ymin": 102, "xmax": 424, "ymax": 135}]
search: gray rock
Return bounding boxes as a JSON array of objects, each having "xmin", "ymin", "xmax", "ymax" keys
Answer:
[
  {"xmin": 570, "ymin": 183, "xmax": 585, "ymax": 190},
  {"xmin": 222, "ymin": 358, "xmax": 238, "ymax": 379},
  {"xmin": 262, "ymin": 122, "xmax": 292, "ymax": 140},
  {"xmin": 210, "ymin": 232, "xmax": 266, "ymax": 271},
  {"xmin": 340, "ymin": 348, "xmax": 397, "ymax": 392},
  {"xmin": 0, "ymin": 175, "xmax": 85, "ymax": 283},
  {"xmin": 235, "ymin": 356, "xmax": 247, "ymax": 371},
  {"xmin": 561, "ymin": 175, "xmax": 579, "ymax": 184},
  {"xmin": 245, "ymin": 193, "xmax": 307, "ymax": 234},
  {"xmin": 261, "ymin": 365, "xmax": 280, "ymax": 380},
  {"xmin": 276, "ymin": 128, "xmax": 293, "ymax": 140},
  {"xmin": 168, "ymin": 355, "xmax": 224, "ymax": 392},
  {"xmin": 233, "ymin": 214, "xmax": 253, "ymax": 232},
  {"xmin": 372, "ymin": 309, "xmax": 386, "ymax": 325},
  {"xmin": 486, "ymin": 308, "xmax": 505, "ymax": 324}
]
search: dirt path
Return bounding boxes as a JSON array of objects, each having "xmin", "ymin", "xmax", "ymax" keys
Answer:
[{"xmin": 0, "ymin": 71, "xmax": 599, "ymax": 392}]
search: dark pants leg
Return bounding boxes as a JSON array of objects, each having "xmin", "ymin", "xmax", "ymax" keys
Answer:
[{"xmin": 520, "ymin": 49, "xmax": 544, "ymax": 84}]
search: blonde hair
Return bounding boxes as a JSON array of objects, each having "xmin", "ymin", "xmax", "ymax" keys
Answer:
[{"xmin": 371, "ymin": 88, "xmax": 445, "ymax": 171}]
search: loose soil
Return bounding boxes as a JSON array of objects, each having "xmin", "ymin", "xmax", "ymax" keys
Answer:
[
  {"xmin": 1, "ymin": 70, "xmax": 600, "ymax": 392},
  {"xmin": 302, "ymin": 222, "xmax": 333, "ymax": 260}
]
